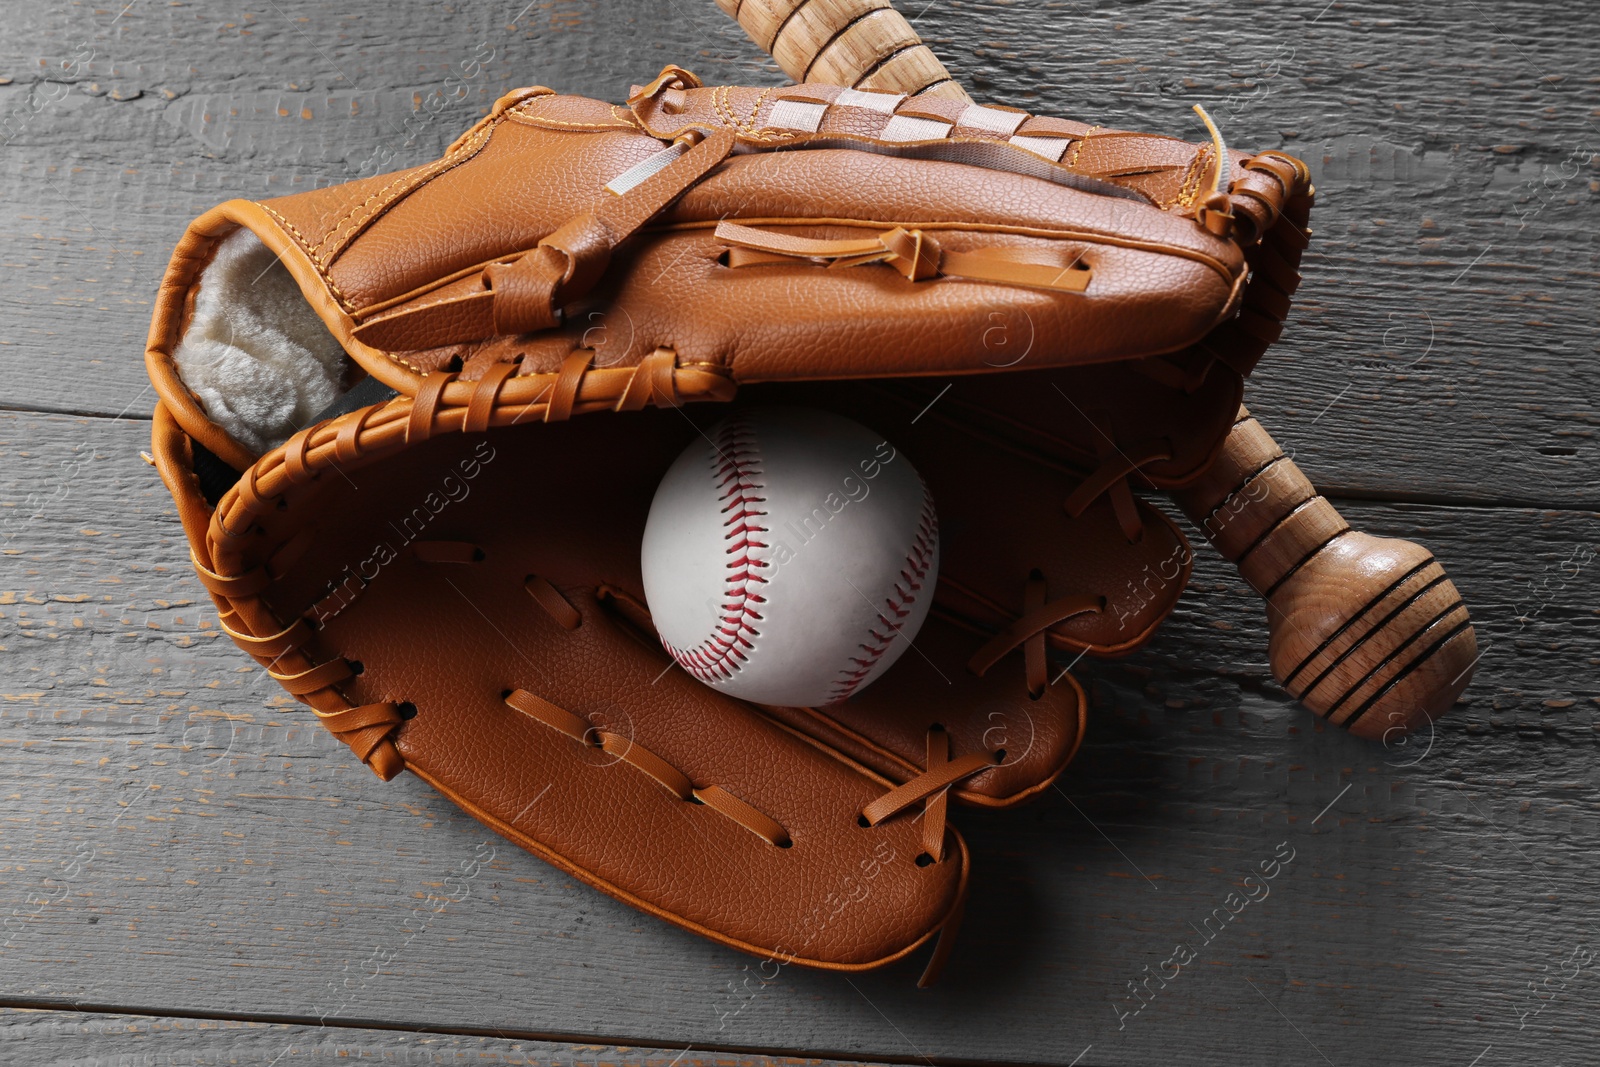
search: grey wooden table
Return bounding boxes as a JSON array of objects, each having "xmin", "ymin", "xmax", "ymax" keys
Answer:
[{"xmin": 2, "ymin": 2, "xmax": 1595, "ymax": 1064}]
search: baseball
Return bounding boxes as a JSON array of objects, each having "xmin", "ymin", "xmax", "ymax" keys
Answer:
[{"xmin": 641, "ymin": 407, "xmax": 939, "ymax": 707}]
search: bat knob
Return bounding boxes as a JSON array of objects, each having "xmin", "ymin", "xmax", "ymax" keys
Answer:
[
  {"xmin": 1176, "ymin": 409, "xmax": 1477, "ymax": 740},
  {"xmin": 1263, "ymin": 530, "xmax": 1476, "ymax": 740}
]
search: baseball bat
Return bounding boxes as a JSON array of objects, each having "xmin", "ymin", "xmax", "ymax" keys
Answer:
[
  {"xmin": 715, "ymin": 0, "xmax": 969, "ymax": 100},
  {"xmin": 714, "ymin": 0, "xmax": 1477, "ymax": 739}
]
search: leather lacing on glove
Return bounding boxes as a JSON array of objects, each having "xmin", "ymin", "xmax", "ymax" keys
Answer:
[
  {"xmin": 601, "ymin": 567, "xmax": 1100, "ymax": 984},
  {"xmin": 593, "ymin": 578, "xmax": 1086, "ymax": 985},
  {"xmin": 1059, "ymin": 408, "xmax": 1172, "ymax": 545},
  {"xmin": 592, "ymin": 585, "xmax": 1075, "ymax": 985},
  {"xmin": 293, "ymin": 532, "xmax": 1044, "ymax": 986},
  {"xmin": 1055, "ymin": 109, "xmax": 1313, "ymax": 546},
  {"xmin": 714, "ymin": 220, "xmax": 1094, "ymax": 293},
  {"xmin": 178, "ymin": 347, "xmax": 734, "ymax": 785}
]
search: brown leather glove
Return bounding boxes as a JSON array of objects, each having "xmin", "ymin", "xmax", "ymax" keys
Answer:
[{"xmin": 144, "ymin": 65, "xmax": 1311, "ymax": 981}]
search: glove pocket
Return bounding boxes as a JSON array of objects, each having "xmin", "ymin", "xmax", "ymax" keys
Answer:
[{"xmin": 192, "ymin": 404, "xmax": 968, "ymax": 975}]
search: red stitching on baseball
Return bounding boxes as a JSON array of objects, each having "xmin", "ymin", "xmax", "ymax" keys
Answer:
[
  {"xmin": 661, "ymin": 415, "xmax": 771, "ymax": 682},
  {"xmin": 826, "ymin": 484, "xmax": 938, "ymax": 704}
]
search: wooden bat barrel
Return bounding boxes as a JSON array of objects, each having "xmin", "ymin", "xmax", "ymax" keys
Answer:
[
  {"xmin": 711, "ymin": 0, "xmax": 1478, "ymax": 739},
  {"xmin": 715, "ymin": 0, "xmax": 970, "ymax": 99},
  {"xmin": 1173, "ymin": 409, "xmax": 1477, "ymax": 740}
]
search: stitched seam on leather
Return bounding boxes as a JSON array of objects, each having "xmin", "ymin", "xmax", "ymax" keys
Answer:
[
  {"xmin": 1066, "ymin": 125, "xmax": 1099, "ymax": 168},
  {"xmin": 317, "ymin": 169, "xmax": 437, "ymax": 260},
  {"xmin": 323, "ymin": 119, "xmax": 492, "ymax": 259},
  {"xmin": 661, "ymin": 414, "xmax": 770, "ymax": 682},
  {"xmin": 382, "ymin": 350, "xmax": 426, "ymax": 375},
  {"xmin": 713, "ymin": 84, "xmax": 740, "ymax": 131},
  {"xmin": 506, "ymin": 112, "xmax": 640, "ymax": 130},
  {"xmin": 314, "ymin": 120, "xmax": 498, "ymax": 264},
  {"xmin": 363, "ymin": 283, "xmax": 485, "ymax": 324},
  {"xmin": 352, "ymin": 260, "xmax": 492, "ymax": 320},
  {"xmin": 256, "ymin": 124, "xmax": 496, "ymax": 317},
  {"xmin": 827, "ymin": 487, "xmax": 937, "ymax": 704},
  {"xmin": 748, "ymin": 123, "xmax": 808, "ymax": 141},
  {"xmin": 1172, "ymin": 146, "xmax": 1212, "ymax": 210},
  {"xmin": 716, "ymin": 84, "xmax": 787, "ymax": 142},
  {"xmin": 747, "ymin": 86, "xmax": 776, "ymax": 133},
  {"xmin": 725, "ymin": 85, "xmax": 774, "ymax": 134},
  {"xmin": 257, "ymin": 204, "xmax": 354, "ymax": 309}
]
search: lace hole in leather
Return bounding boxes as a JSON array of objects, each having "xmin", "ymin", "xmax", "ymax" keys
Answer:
[
  {"xmin": 500, "ymin": 688, "xmax": 514, "ymax": 701},
  {"xmin": 347, "ymin": 660, "xmax": 364, "ymax": 675},
  {"xmin": 915, "ymin": 852, "xmax": 935, "ymax": 867},
  {"xmin": 857, "ymin": 814, "xmax": 871, "ymax": 828},
  {"xmin": 775, "ymin": 837, "xmax": 792, "ymax": 849},
  {"xmin": 993, "ymin": 748, "xmax": 1007, "ymax": 763},
  {"xmin": 397, "ymin": 701, "xmax": 419, "ymax": 720}
]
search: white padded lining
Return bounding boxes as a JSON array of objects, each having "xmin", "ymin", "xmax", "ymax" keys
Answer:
[{"xmin": 171, "ymin": 227, "xmax": 350, "ymax": 455}]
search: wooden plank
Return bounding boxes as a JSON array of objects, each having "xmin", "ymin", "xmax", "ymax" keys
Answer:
[
  {"xmin": 0, "ymin": 1, "xmax": 1595, "ymax": 503},
  {"xmin": 0, "ymin": 1006, "xmax": 900, "ymax": 1066},
  {"xmin": 2, "ymin": 409, "xmax": 1596, "ymax": 1065}
]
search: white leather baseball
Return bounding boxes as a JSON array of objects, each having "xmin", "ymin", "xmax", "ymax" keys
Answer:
[{"xmin": 641, "ymin": 407, "xmax": 939, "ymax": 707}]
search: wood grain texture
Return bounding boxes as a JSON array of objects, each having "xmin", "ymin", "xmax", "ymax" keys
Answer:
[
  {"xmin": 1175, "ymin": 410, "xmax": 1478, "ymax": 738},
  {"xmin": 2, "ymin": 1, "xmax": 1598, "ymax": 1064},
  {"xmin": 0, "ymin": 0, "xmax": 1594, "ymax": 507},
  {"xmin": 2, "ymin": 410, "xmax": 1596, "ymax": 1066}
]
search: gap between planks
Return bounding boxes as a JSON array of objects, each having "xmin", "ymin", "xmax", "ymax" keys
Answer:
[{"xmin": 0, "ymin": 995, "xmax": 1080, "ymax": 1067}]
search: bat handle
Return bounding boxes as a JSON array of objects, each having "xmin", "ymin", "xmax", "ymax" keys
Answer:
[
  {"xmin": 1173, "ymin": 407, "xmax": 1478, "ymax": 740},
  {"xmin": 715, "ymin": 0, "xmax": 970, "ymax": 100}
]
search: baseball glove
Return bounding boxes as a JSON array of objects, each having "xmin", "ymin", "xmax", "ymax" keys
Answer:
[{"xmin": 144, "ymin": 65, "xmax": 1311, "ymax": 979}]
